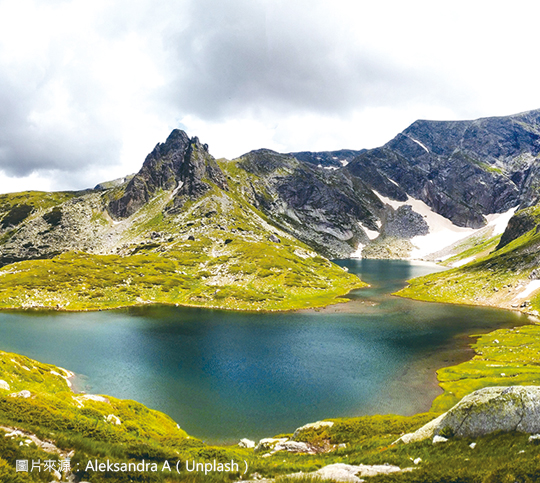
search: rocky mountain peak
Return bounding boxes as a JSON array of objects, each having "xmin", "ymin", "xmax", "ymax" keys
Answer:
[
  {"xmin": 108, "ymin": 130, "xmax": 227, "ymax": 219},
  {"xmin": 345, "ymin": 109, "xmax": 540, "ymax": 229}
]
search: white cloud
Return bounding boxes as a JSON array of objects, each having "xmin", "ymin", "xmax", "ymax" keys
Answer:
[{"xmin": 0, "ymin": 0, "xmax": 539, "ymax": 192}]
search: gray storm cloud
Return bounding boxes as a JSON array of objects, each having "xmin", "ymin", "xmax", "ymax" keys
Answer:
[
  {"xmin": 0, "ymin": 0, "xmax": 537, "ymax": 190},
  {"xmin": 160, "ymin": 0, "xmax": 459, "ymax": 120},
  {"xmin": 0, "ymin": 41, "xmax": 121, "ymax": 179}
]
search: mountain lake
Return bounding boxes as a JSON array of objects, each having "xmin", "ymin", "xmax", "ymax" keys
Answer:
[{"xmin": 0, "ymin": 259, "xmax": 532, "ymax": 444}]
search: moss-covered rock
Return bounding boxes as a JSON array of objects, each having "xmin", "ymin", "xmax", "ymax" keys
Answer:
[{"xmin": 400, "ymin": 386, "xmax": 540, "ymax": 443}]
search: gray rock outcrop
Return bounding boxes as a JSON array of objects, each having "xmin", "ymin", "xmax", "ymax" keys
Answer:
[
  {"xmin": 237, "ymin": 149, "xmax": 384, "ymax": 258},
  {"xmin": 238, "ymin": 438, "xmax": 255, "ymax": 449},
  {"xmin": 381, "ymin": 205, "xmax": 429, "ymax": 238},
  {"xmin": 398, "ymin": 386, "xmax": 540, "ymax": 443},
  {"xmin": 108, "ymin": 130, "xmax": 228, "ymax": 219}
]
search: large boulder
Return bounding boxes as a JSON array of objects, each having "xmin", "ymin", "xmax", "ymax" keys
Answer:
[
  {"xmin": 398, "ymin": 386, "xmax": 540, "ymax": 443},
  {"xmin": 293, "ymin": 420, "xmax": 334, "ymax": 439}
]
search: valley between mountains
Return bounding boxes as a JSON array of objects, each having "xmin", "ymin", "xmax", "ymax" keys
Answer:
[{"xmin": 2, "ymin": 109, "xmax": 540, "ymax": 482}]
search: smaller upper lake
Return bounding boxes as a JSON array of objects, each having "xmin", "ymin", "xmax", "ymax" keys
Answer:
[{"xmin": 0, "ymin": 259, "xmax": 532, "ymax": 443}]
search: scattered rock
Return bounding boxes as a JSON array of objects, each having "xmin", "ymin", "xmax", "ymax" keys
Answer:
[
  {"xmin": 433, "ymin": 435, "xmax": 448, "ymax": 444},
  {"xmin": 314, "ymin": 463, "xmax": 404, "ymax": 481},
  {"xmin": 268, "ymin": 234, "xmax": 281, "ymax": 243},
  {"xmin": 76, "ymin": 394, "xmax": 110, "ymax": 404},
  {"xmin": 106, "ymin": 414, "xmax": 121, "ymax": 425},
  {"xmin": 239, "ymin": 463, "xmax": 407, "ymax": 483},
  {"xmin": 254, "ymin": 437, "xmax": 289, "ymax": 453},
  {"xmin": 4, "ymin": 430, "xmax": 24, "ymax": 438},
  {"xmin": 9, "ymin": 390, "xmax": 31, "ymax": 398},
  {"xmin": 273, "ymin": 441, "xmax": 312, "ymax": 453},
  {"xmin": 528, "ymin": 434, "xmax": 540, "ymax": 444},
  {"xmin": 238, "ymin": 438, "xmax": 255, "ymax": 449}
]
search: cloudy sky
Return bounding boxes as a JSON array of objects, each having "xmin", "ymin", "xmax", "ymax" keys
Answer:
[{"xmin": 0, "ymin": 0, "xmax": 539, "ymax": 193}]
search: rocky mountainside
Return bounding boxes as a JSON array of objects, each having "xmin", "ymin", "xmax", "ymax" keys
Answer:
[
  {"xmin": 287, "ymin": 149, "xmax": 365, "ymax": 168},
  {"xmin": 229, "ymin": 148, "xmax": 384, "ymax": 257},
  {"xmin": 109, "ymin": 130, "xmax": 228, "ymax": 218},
  {"xmin": 0, "ymin": 131, "xmax": 364, "ymax": 312},
  {"xmin": 225, "ymin": 109, "xmax": 539, "ymax": 259},
  {"xmin": 346, "ymin": 109, "xmax": 540, "ymax": 228}
]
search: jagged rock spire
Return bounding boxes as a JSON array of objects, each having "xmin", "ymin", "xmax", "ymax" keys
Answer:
[{"xmin": 108, "ymin": 130, "xmax": 228, "ymax": 218}]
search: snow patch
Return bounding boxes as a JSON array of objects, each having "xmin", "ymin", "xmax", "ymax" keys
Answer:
[
  {"xmin": 171, "ymin": 181, "xmax": 184, "ymax": 197},
  {"xmin": 372, "ymin": 193, "xmax": 518, "ymax": 260},
  {"xmin": 450, "ymin": 256, "xmax": 475, "ymax": 268},
  {"xmin": 350, "ymin": 243, "xmax": 364, "ymax": 259},
  {"xmin": 373, "ymin": 190, "xmax": 475, "ymax": 259},
  {"xmin": 340, "ymin": 160, "xmax": 349, "ymax": 166},
  {"xmin": 408, "ymin": 137, "xmax": 430, "ymax": 153},
  {"xmin": 359, "ymin": 222, "xmax": 379, "ymax": 240},
  {"xmin": 516, "ymin": 281, "xmax": 540, "ymax": 299},
  {"xmin": 324, "ymin": 166, "xmax": 339, "ymax": 170},
  {"xmin": 485, "ymin": 206, "xmax": 518, "ymax": 236}
]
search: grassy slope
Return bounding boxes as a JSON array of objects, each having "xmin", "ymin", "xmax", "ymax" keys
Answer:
[
  {"xmin": 3, "ymin": 350, "xmax": 540, "ymax": 483},
  {"xmin": 0, "ymin": 244, "xmax": 362, "ymax": 312},
  {"xmin": 396, "ymin": 220, "xmax": 540, "ymax": 314},
  {"xmin": 437, "ymin": 233, "xmax": 502, "ymax": 268},
  {"xmin": 0, "ymin": 350, "xmax": 249, "ymax": 482},
  {"xmin": 431, "ymin": 324, "xmax": 540, "ymax": 412},
  {"xmin": 0, "ymin": 172, "xmax": 365, "ymax": 312}
]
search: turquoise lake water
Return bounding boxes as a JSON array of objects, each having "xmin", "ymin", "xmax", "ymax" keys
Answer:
[{"xmin": 0, "ymin": 259, "xmax": 531, "ymax": 443}]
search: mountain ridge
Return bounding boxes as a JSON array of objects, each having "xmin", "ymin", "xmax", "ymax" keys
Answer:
[{"xmin": 0, "ymin": 108, "xmax": 539, "ymax": 310}]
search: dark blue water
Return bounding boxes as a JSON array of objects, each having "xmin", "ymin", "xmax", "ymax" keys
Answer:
[{"xmin": 0, "ymin": 260, "xmax": 530, "ymax": 443}]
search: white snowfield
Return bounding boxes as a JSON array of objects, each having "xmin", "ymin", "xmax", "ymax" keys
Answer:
[
  {"xmin": 359, "ymin": 222, "xmax": 379, "ymax": 240},
  {"xmin": 451, "ymin": 256, "xmax": 475, "ymax": 268},
  {"xmin": 407, "ymin": 136, "xmax": 430, "ymax": 153},
  {"xmin": 366, "ymin": 191, "xmax": 517, "ymax": 260},
  {"xmin": 350, "ymin": 243, "xmax": 364, "ymax": 259},
  {"xmin": 516, "ymin": 281, "xmax": 540, "ymax": 299}
]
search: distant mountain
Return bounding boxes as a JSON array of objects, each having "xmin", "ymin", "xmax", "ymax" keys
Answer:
[
  {"xmin": 346, "ymin": 109, "xmax": 540, "ymax": 228},
  {"xmin": 287, "ymin": 149, "xmax": 365, "ymax": 168}
]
